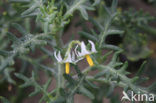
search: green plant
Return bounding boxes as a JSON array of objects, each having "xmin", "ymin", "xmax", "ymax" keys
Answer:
[{"xmin": 0, "ymin": 0, "xmax": 156, "ymax": 103}]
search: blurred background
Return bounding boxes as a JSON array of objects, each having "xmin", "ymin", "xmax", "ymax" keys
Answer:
[{"xmin": 0, "ymin": 0, "xmax": 156, "ymax": 103}]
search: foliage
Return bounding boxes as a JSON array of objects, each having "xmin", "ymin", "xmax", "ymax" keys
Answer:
[{"xmin": 0, "ymin": 0, "xmax": 156, "ymax": 103}]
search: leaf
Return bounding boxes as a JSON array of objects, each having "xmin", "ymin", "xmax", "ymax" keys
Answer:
[
  {"xmin": 109, "ymin": 50, "xmax": 123, "ymax": 66},
  {"xmin": 101, "ymin": 44, "xmax": 122, "ymax": 51},
  {"xmin": 12, "ymin": 23, "xmax": 28, "ymax": 36},
  {"xmin": 21, "ymin": 4, "xmax": 39, "ymax": 17},
  {"xmin": 118, "ymin": 62, "xmax": 129, "ymax": 75},
  {"xmin": 136, "ymin": 61, "xmax": 147, "ymax": 76},
  {"xmin": 111, "ymin": 0, "xmax": 118, "ymax": 13},
  {"xmin": 29, "ymin": 88, "xmax": 40, "ymax": 97},
  {"xmin": 7, "ymin": 32, "xmax": 21, "ymax": 43},
  {"xmin": 92, "ymin": 0, "xmax": 101, "ymax": 6},
  {"xmin": 9, "ymin": 0, "xmax": 30, "ymax": 2},
  {"xmin": 4, "ymin": 68, "xmax": 16, "ymax": 84},
  {"xmin": 107, "ymin": 29, "xmax": 124, "ymax": 35},
  {"xmin": 63, "ymin": 74, "xmax": 77, "ymax": 87},
  {"xmin": 79, "ymin": 86, "xmax": 95, "ymax": 99},
  {"xmin": 78, "ymin": 31, "xmax": 97, "ymax": 41},
  {"xmin": 79, "ymin": 7, "xmax": 89, "ymax": 20},
  {"xmin": 85, "ymin": 80, "xmax": 98, "ymax": 89},
  {"xmin": 73, "ymin": 65, "xmax": 83, "ymax": 78},
  {"xmin": 0, "ymin": 50, "xmax": 10, "ymax": 56}
]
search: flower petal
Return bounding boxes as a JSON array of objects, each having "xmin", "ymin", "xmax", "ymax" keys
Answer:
[
  {"xmin": 80, "ymin": 41, "xmax": 90, "ymax": 56},
  {"xmin": 72, "ymin": 52, "xmax": 75, "ymax": 61},
  {"xmin": 88, "ymin": 40, "xmax": 97, "ymax": 53},
  {"xmin": 58, "ymin": 51, "xmax": 63, "ymax": 61},
  {"xmin": 75, "ymin": 45, "xmax": 79, "ymax": 56},
  {"xmin": 64, "ymin": 52, "xmax": 72, "ymax": 63}
]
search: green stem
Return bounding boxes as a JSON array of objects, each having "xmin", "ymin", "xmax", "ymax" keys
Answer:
[
  {"xmin": 82, "ymin": 65, "xmax": 155, "ymax": 97},
  {"xmin": 54, "ymin": 30, "xmax": 65, "ymax": 97},
  {"xmin": 56, "ymin": 63, "xmax": 64, "ymax": 96},
  {"xmin": 99, "ymin": 20, "xmax": 111, "ymax": 47}
]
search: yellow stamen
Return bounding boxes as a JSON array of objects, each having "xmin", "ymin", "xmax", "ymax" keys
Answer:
[
  {"xmin": 65, "ymin": 62, "xmax": 70, "ymax": 74},
  {"xmin": 85, "ymin": 54, "xmax": 94, "ymax": 67}
]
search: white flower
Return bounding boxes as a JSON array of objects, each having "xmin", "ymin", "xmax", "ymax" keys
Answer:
[
  {"xmin": 75, "ymin": 40, "xmax": 97, "ymax": 57},
  {"xmin": 75, "ymin": 40, "xmax": 97, "ymax": 67},
  {"xmin": 54, "ymin": 51, "xmax": 76, "ymax": 74},
  {"xmin": 54, "ymin": 51, "xmax": 75, "ymax": 63}
]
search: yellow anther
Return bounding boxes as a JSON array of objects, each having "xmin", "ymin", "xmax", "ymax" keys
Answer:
[
  {"xmin": 65, "ymin": 62, "xmax": 70, "ymax": 74},
  {"xmin": 85, "ymin": 54, "xmax": 94, "ymax": 67}
]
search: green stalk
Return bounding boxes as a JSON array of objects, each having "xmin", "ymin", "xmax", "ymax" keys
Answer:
[
  {"xmin": 54, "ymin": 30, "xmax": 64, "ymax": 97},
  {"xmin": 56, "ymin": 63, "xmax": 64, "ymax": 96}
]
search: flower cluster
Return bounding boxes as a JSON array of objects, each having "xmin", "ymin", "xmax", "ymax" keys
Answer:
[{"xmin": 54, "ymin": 40, "xmax": 97, "ymax": 74}]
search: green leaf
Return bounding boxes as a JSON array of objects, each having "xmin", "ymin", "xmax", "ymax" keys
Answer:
[
  {"xmin": 101, "ymin": 44, "xmax": 122, "ymax": 51},
  {"xmin": 29, "ymin": 88, "xmax": 40, "ymax": 97},
  {"xmin": 12, "ymin": 23, "xmax": 28, "ymax": 36},
  {"xmin": 9, "ymin": 0, "xmax": 30, "ymax": 2},
  {"xmin": 78, "ymin": 31, "xmax": 97, "ymax": 41},
  {"xmin": 107, "ymin": 29, "xmax": 124, "ymax": 35},
  {"xmin": 21, "ymin": 4, "xmax": 39, "ymax": 17},
  {"xmin": 136, "ymin": 61, "xmax": 147, "ymax": 76},
  {"xmin": 79, "ymin": 86, "xmax": 95, "ymax": 99},
  {"xmin": 111, "ymin": 0, "xmax": 118, "ymax": 12},
  {"xmin": 92, "ymin": 0, "xmax": 101, "ymax": 6},
  {"xmin": 63, "ymin": 74, "xmax": 77, "ymax": 87},
  {"xmin": 7, "ymin": 32, "xmax": 21, "ymax": 43},
  {"xmin": 0, "ymin": 50, "xmax": 10, "ymax": 56}
]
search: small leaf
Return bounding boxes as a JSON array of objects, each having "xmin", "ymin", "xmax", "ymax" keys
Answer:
[
  {"xmin": 63, "ymin": 74, "xmax": 77, "ymax": 86},
  {"xmin": 92, "ymin": 0, "xmax": 101, "ymax": 6},
  {"xmin": 9, "ymin": 0, "xmax": 30, "ymax": 2},
  {"xmin": 79, "ymin": 7, "xmax": 88, "ymax": 20},
  {"xmin": 7, "ymin": 32, "xmax": 21, "ymax": 43},
  {"xmin": 12, "ymin": 23, "xmax": 28, "ymax": 36},
  {"xmin": 79, "ymin": 86, "xmax": 95, "ymax": 99},
  {"xmin": 78, "ymin": 31, "xmax": 97, "ymax": 41}
]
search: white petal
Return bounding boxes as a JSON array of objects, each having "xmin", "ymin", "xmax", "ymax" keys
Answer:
[
  {"xmin": 75, "ymin": 56, "xmax": 84, "ymax": 63},
  {"xmin": 88, "ymin": 40, "xmax": 97, "ymax": 53},
  {"xmin": 54, "ymin": 51, "xmax": 62, "ymax": 62},
  {"xmin": 64, "ymin": 53, "xmax": 72, "ymax": 63},
  {"xmin": 58, "ymin": 51, "xmax": 63, "ymax": 61},
  {"xmin": 54, "ymin": 51, "xmax": 59, "ymax": 61},
  {"xmin": 80, "ymin": 41, "xmax": 90, "ymax": 55},
  {"xmin": 71, "ymin": 52, "xmax": 74, "ymax": 61},
  {"xmin": 74, "ymin": 45, "xmax": 79, "ymax": 56}
]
